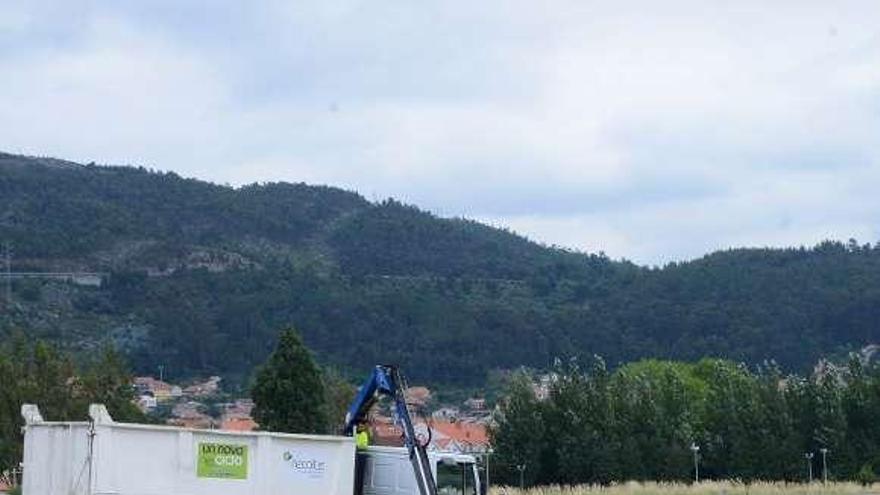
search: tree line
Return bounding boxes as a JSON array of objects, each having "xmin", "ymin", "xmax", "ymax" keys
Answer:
[
  {"xmin": 491, "ymin": 356, "xmax": 880, "ymax": 486},
  {"xmin": 0, "ymin": 337, "xmax": 145, "ymax": 473},
  {"xmin": 6, "ymin": 322, "xmax": 880, "ymax": 487},
  {"xmin": 0, "ymin": 326, "xmax": 353, "ymax": 475}
]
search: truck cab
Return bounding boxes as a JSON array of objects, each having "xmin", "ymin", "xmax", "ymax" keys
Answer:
[{"xmin": 359, "ymin": 446, "xmax": 481, "ymax": 495}]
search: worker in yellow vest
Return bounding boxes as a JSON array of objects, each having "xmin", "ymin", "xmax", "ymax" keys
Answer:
[
  {"xmin": 356, "ymin": 423, "xmax": 370, "ymax": 449},
  {"xmin": 355, "ymin": 422, "xmax": 370, "ymax": 493}
]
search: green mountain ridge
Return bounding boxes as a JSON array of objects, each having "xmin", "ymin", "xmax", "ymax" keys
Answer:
[{"xmin": 2, "ymin": 152, "xmax": 879, "ymax": 387}]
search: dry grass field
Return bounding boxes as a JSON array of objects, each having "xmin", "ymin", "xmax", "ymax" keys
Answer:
[{"xmin": 491, "ymin": 481, "xmax": 880, "ymax": 495}]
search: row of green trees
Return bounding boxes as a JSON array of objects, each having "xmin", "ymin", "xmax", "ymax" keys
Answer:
[
  {"xmin": 491, "ymin": 356, "xmax": 880, "ymax": 486},
  {"xmin": 0, "ymin": 326, "xmax": 354, "ymax": 476},
  {"xmin": 0, "ymin": 338, "xmax": 145, "ymax": 473}
]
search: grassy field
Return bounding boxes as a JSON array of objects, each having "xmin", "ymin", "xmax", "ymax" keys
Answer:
[{"xmin": 491, "ymin": 481, "xmax": 880, "ymax": 495}]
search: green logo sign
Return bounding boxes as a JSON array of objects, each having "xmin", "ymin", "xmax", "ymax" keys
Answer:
[{"xmin": 197, "ymin": 442, "xmax": 248, "ymax": 480}]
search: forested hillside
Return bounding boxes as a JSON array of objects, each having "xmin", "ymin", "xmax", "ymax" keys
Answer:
[{"xmin": 2, "ymin": 152, "xmax": 879, "ymax": 387}]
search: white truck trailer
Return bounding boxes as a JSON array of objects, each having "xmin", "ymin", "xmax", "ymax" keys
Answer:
[{"xmin": 20, "ymin": 403, "xmax": 481, "ymax": 495}]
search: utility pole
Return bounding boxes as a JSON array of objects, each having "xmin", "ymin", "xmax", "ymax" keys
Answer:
[
  {"xmin": 516, "ymin": 463, "xmax": 526, "ymax": 490},
  {"xmin": 820, "ymin": 448, "xmax": 829, "ymax": 484},
  {"xmin": 690, "ymin": 443, "xmax": 700, "ymax": 483},
  {"xmin": 4, "ymin": 242, "xmax": 11, "ymax": 307},
  {"xmin": 805, "ymin": 452, "xmax": 814, "ymax": 483}
]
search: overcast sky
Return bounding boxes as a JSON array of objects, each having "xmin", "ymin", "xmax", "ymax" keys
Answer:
[{"xmin": 2, "ymin": 1, "xmax": 879, "ymax": 265}]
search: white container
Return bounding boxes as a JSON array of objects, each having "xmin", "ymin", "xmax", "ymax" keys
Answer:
[{"xmin": 21, "ymin": 404, "xmax": 356, "ymax": 495}]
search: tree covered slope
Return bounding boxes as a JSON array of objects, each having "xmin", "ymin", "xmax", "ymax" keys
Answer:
[{"xmin": 2, "ymin": 152, "xmax": 879, "ymax": 386}]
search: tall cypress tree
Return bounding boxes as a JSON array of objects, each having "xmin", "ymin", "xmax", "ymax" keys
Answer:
[{"xmin": 251, "ymin": 327, "xmax": 329, "ymax": 434}]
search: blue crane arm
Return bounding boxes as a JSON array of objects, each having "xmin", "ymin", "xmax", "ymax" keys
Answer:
[
  {"xmin": 343, "ymin": 365, "xmax": 396, "ymax": 435},
  {"xmin": 344, "ymin": 364, "xmax": 438, "ymax": 495}
]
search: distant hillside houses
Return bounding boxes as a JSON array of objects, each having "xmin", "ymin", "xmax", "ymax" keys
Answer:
[
  {"xmin": 133, "ymin": 376, "xmax": 182, "ymax": 404},
  {"xmin": 183, "ymin": 376, "xmax": 222, "ymax": 397},
  {"xmin": 132, "ymin": 375, "xmax": 258, "ymax": 432},
  {"xmin": 432, "ymin": 407, "xmax": 460, "ymax": 421},
  {"xmin": 168, "ymin": 401, "xmax": 213, "ymax": 429},
  {"xmin": 133, "ymin": 375, "xmax": 221, "ymax": 407}
]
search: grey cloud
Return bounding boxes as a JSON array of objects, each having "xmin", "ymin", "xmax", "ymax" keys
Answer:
[{"xmin": 2, "ymin": 1, "xmax": 880, "ymax": 264}]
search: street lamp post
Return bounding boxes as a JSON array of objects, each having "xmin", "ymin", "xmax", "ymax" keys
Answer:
[
  {"xmin": 484, "ymin": 449, "xmax": 493, "ymax": 491},
  {"xmin": 819, "ymin": 448, "xmax": 829, "ymax": 484},
  {"xmin": 516, "ymin": 464, "xmax": 527, "ymax": 490},
  {"xmin": 690, "ymin": 443, "xmax": 700, "ymax": 483},
  {"xmin": 805, "ymin": 452, "xmax": 814, "ymax": 483}
]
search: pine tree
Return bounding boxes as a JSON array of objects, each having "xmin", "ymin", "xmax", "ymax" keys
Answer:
[{"xmin": 251, "ymin": 327, "xmax": 329, "ymax": 434}]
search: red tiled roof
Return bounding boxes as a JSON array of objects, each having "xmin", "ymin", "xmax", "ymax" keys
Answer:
[
  {"xmin": 430, "ymin": 421, "xmax": 489, "ymax": 446},
  {"xmin": 367, "ymin": 419, "xmax": 489, "ymax": 450},
  {"xmin": 221, "ymin": 417, "xmax": 258, "ymax": 432}
]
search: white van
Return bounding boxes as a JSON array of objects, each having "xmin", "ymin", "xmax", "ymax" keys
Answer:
[{"xmin": 359, "ymin": 446, "xmax": 481, "ymax": 495}]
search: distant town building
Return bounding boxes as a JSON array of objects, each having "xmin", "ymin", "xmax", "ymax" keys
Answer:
[
  {"xmin": 463, "ymin": 397, "xmax": 486, "ymax": 411},
  {"xmin": 183, "ymin": 376, "xmax": 222, "ymax": 397},
  {"xmin": 133, "ymin": 376, "xmax": 182, "ymax": 402},
  {"xmin": 136, "ymin": 394, "xmax": 158, "ymax": 413},
  {"xmin": 171, "ymin": 401, "xmax": 206, "ymax": 419},
  {"xmin": 167, "ymin": 401, "xmax": 214, "ymax": 429},
  {"xmin": 431, "ymin": 407, "xmax": 460, "ymax": 421}
]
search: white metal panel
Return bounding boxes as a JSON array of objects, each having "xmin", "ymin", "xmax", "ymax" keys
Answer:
[
  {"xmin": 22, "ymin": 404, "xmax": 356, "ymax": 495},
  {"xmin": 22, "ymin": 422, "xmax": 92, "ymax": 495}
]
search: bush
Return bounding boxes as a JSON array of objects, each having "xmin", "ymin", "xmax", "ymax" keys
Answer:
[{"xmin": 856, "ymin": 464, "xmax": 875, "ymax": 486}]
